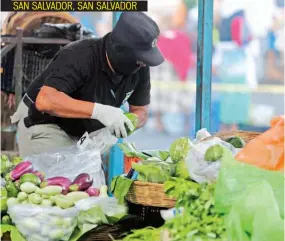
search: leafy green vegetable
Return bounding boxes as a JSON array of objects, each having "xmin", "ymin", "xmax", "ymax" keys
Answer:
[
  {"xmin": 0, "ymin": 224, "xmax": 26, "ymax": 241},
  {"xmin": 143, "ymin": 150, "xmax": 170, "ymax": 161},
  {"xmin": 225, "ymin": 136, "xmax": 245, "ymax": 148},
  {"xmin": 164, "ymin": 177, "xmax": 199, "ymax": 200},
  {"xmin": 121, "ymin": 227, "xmax": 162, "ymax": 241},
  {"xmin": 164, "ymin": 182, "xmax": 227, "ymax": 241},
  {"xmin": 133, "ymin": 163, "xmax": 171, "ymax": 183},
  {"xmin": 118, "ymin": 143, "xmax": 149, "ymax": 160},
  {"xmin": 111, "ymin": 176, "xmax": 134, "ymax": 204},
  {"xmin": 174, "ymin": 160, "xmax": 190, "ymax": 179}
]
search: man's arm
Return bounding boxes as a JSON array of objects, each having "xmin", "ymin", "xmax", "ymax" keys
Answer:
[
  {"xmin": 129, "ymin": 104, "xmax": 149, "ymax": 128},
  {"xmin": 127, "ymin": 67, "xmax": 151, "ymax": 130},
  {"xmin": 36, "ymin": 86, "xmax": 94, "ymax": 119}
]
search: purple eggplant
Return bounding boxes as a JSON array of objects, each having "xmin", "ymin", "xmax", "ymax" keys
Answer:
[
  {"xmin": 32, "ymin": 171, "xmax": 45, "ymax": 182},
  {"xmin": 69, "ymin": 173, "xmax": 93, "ymax": 192},
  {"xmin": 6, "ymin": 161, "xmax": 33, "ymax": 181},
  {"xmin": 41, "ymin": 176, "xmax": 72, "ymax": 194},
  {"xmin": 85, "ymin": 187, "xmax": 100, "ymax": 197}
]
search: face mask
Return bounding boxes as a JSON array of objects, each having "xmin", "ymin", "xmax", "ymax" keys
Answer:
[{"xmin": 106, "ymin": 40, "xmax": 141, "ymax": 76}]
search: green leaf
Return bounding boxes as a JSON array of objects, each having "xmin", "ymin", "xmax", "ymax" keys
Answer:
[
  {"xmin": 118, "ymin": 143, "xmax": 149, "ymax": 160},
  {"xmin": 111, "ymin": 176, "xmax": 134, "ymax": 204},
  {"xmin": 0, "ymin": 224, "xmax": 26, "ymax": 241}
]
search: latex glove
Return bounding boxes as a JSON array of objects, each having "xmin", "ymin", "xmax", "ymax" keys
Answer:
[{"xmin": 92, "ymin": 103, "xmax": 134, "ymax": 138}]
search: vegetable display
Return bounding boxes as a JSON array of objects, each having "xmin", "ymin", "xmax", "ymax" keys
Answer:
[
  {"xmin": 1, "ymin": 155, "xmax": 115, "ymax": 241},
  {"xmin": 69, "ymin": 173, "xmax": 93, "ymax": 192}
]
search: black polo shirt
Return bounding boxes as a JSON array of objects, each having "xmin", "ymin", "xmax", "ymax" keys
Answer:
[{"xmin": 24, "ymin": 33, "xmax": 151, "ymax": 138}]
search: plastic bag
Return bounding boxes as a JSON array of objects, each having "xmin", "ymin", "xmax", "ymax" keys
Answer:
[
  {"xmin": 74, "ymin": 197, "xmax": 127, "ymax": 236},
  {"xmin": 225, "ymin": 181, "xmax": 284, "ymax": 241},
  {"xmin": 185, "ymin": 137, "xmax": 239, "ymax": 183},
  {"xmin": 215, "ymin": 148, "xmax": 284, "ymax": 218},
  {"xmin": 24, "ymin": 130, "xmax": 117, "ymax": 188},
  {"xmin": 75, "ymin": 196, "xmax": 127, "ymax": 216},
  {"xmin": 8, "ymin": 204, "xmax": 78, "ymax": 241},
  {"xmin": 236, "ymin": 115, "xmax": 284, "ymax": 171}
]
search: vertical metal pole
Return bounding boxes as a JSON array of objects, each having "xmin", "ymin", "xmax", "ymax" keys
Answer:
[
  {"xmin": 108, "ymin": 10, "xmax": 124, "ymax": 190},
  {"xmin": 14, "ymin": 28, "xmax": 23, "ymax": 107},
  {"xmin": 195, "ymin": 0, "xmax": 213, "ymax": 132}
]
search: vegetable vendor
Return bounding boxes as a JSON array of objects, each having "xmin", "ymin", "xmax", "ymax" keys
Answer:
[{"xmin": 11, "ymin": 12, "xmax": 165, "ymax": 157}]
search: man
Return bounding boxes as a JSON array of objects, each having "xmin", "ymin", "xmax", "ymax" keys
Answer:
[{"xmin": 11, "ymin": 12, "xmax": 164, "ymax": 157}]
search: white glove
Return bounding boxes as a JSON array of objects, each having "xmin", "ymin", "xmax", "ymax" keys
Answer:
[{"xmin": 91, "ymin": 103, "xmax": 134, "ymax": 138}]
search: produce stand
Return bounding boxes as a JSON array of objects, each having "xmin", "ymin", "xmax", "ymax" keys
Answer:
[{"xmin": 1, "ymin": 2, "xmax": 284, "ymax": 241}]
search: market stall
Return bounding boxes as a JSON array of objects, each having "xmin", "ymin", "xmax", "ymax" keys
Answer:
[{"xmin": 1, "ymin": 2, "xmax": 284, "ymax": 241}]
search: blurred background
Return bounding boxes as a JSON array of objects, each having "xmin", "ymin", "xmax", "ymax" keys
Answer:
[{"xmin": 1, "ymin": 0, "xmax": 284, "ymax": 151}]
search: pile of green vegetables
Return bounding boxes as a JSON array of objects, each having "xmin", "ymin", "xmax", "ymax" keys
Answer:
[
  {"xmin": 121, "ymin": 178, "xmax": 227, "ymax": 241},
  {"xmin": 120, "ymin": 148, "xmax": 284, "ymax": 241},
  {"xmin": 118, "ymin": 137, "xmax": 192, "ymax": 183},
  {"xmin": 118, "ymin": 135, "xmax": 245, "ymax": 185}
]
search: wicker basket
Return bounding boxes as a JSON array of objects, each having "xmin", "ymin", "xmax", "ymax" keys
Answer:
[
  {"xmin": 126, "ymin": 181, "xmax": 176, "ymax": 208},
  {"xmin": 209, "ymin": 130, "xmax": 260, "ymax": 143},
  {"xmin": 125, "ymin": 130, "xmax": 261, "ymax": 208}
]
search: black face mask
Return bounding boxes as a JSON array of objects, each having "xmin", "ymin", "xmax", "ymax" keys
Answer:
[{"xmin": 106, "ymin": 38, "xmax": 141, "ymax": 76}]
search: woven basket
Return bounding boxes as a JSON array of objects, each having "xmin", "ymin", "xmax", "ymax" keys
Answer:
[
  {"xmin": 125, "ymin": 181, "xmax": 176, "ymax": 208},
  {"xmin": 208, "ymin": 130, "xmax": 260, "ymax": 143},
  {"xmin": 125, "ymin": 130, "xmax": 261, "ymax": 208}
]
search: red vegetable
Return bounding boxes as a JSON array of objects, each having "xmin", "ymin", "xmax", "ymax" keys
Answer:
[
  {"xmin": 85, "ymin": 187, "xmax": 100, "ymax": 197},
  {"xmin": 32, "ymin": 171, "xmax": 45, "ymax": 182},
  {"xmin": 41, "ymin": 176, "xmax": 72, "ymax": 194},
  {"xmin": 69, "ymin": 173, "xmax": 93, "ymax": 192},
  {"xmin": 6, "ymin": 161, "xmax": 33, "ymax": 181}
]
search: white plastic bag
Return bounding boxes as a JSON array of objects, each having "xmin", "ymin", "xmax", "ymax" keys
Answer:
[
  {"xmin": 75, "ymin": 196, "xmax": 127, "ymax": 216},
  {"xmin": 8, "ymin": 204, "xmax": 78, "ymax": 241},
  {"xmin": 23, "ymin": 130, "xmax": 117, "ymax": 188},
  {"xmin": 186, "ymin": 137, "xmax": 239, "ymax": 184}
]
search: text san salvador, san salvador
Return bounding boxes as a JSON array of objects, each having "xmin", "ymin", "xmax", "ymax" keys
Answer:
[{"xmin": 12, "ymin": 1, "xmax": 139, "ymax": 11}]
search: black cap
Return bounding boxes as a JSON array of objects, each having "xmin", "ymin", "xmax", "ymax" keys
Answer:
[{"xmin": 111, "ymin": 12, "xmax": 164, "ymax": 66}]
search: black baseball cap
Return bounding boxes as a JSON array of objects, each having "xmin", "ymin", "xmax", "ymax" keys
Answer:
[{"xmin": 111, "ymin": 12, "xmax": 164, "ymax": 66}]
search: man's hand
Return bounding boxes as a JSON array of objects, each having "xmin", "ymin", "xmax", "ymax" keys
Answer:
[{"xmin": 92, "ymin": 103, "xmax": 134, "ymax": 138}]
